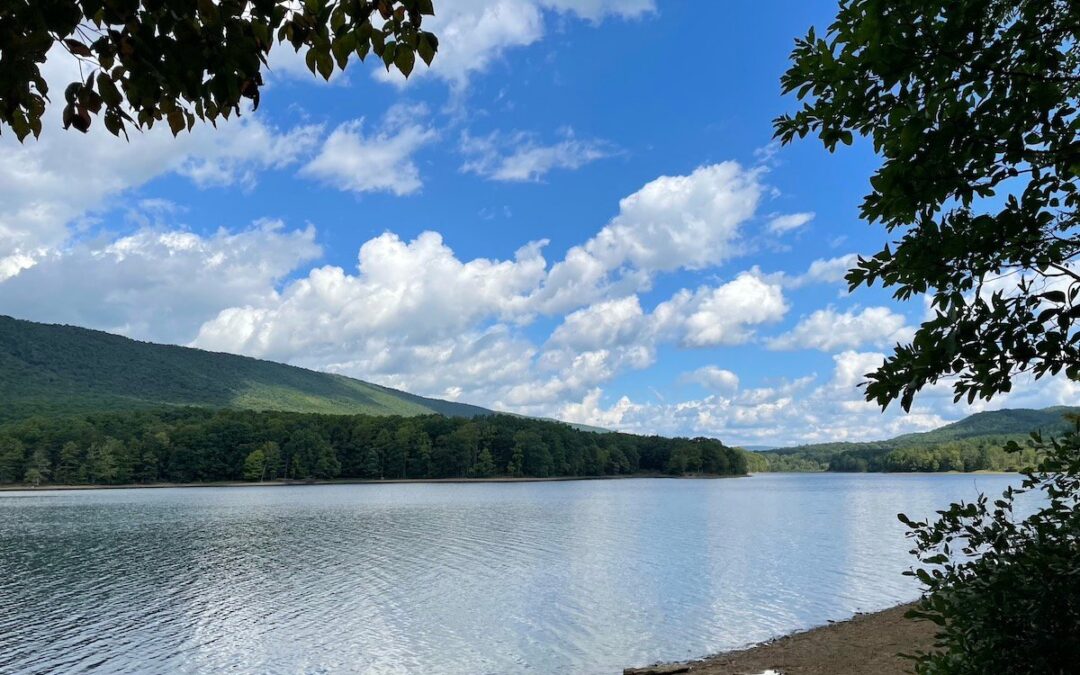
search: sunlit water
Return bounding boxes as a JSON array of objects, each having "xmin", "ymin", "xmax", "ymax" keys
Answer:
[{"xmin": 0, "ymin": 473, "xmax": 1025, "ymax": 674}]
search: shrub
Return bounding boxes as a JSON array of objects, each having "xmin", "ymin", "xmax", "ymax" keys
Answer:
[{"xmin": 899, "ymin": 429, "xmax": 1080, "ymax": 674}]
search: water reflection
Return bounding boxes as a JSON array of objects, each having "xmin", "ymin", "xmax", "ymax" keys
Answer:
[{"xmin": 0, "ymin": 474, "xmax": 1023, "ymax": 674}]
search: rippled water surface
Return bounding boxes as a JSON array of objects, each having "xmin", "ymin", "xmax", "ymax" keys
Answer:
[{"xmin": 0, "ymin": 473, "xmax": 1023, "ymax": 674}]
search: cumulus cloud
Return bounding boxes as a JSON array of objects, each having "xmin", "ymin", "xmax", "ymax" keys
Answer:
[
  {"xmin": 299, "ymin": 106, "xmax": 436, "ymax": 195},
  {"xmin": 548, "ymin": 351, "xmax": 945, "ymax": 446},
  {"xmin": 194, "ymin": 230, "xmax": 547, "ymax": 360},
  {"xmin": 556, "ymin": 388, "xmax": 640, "ymax": 429},
  {"xmin": 683, "ymin": 366, "xmax": 740, "ymax": 394},
  {"xmin": 459, "ymin": 128, "xmax": 613, "ymax": 181},
  {"xmin": 524, "ymin": 271, "xmax": 786, "ymax": 408},
  {"xmin": 766, "ymin": 306, "xmax": 913, "ymax": 352},
  {"xmin": 532, "ymin": 162, "xmax": 765, "ymax": 312},
  {"xmin": 183, "ymin": 160, "xmax": 787, "ymax": 410},
  {"xmin": 0, "ymin": 220, "xmax": 321, "ymax": 344},
  {"xmin": 546, "ymin": 296, "xmax": 646, "ymax": 350},
  {"xmin": 0, "ymin": 115, "xmax": 320, "ymax": 274},
  {"xmin": 655, "ymin": 270, "xmax": 788, "ymax": 347},
  {"xmin": 584, "ymin": 162, "xmax": 762, "ymax": 273},
  {"xmin": 545, "ymin": 344, "xmax": 1080, "ymax": 446},
  {"xmin": 0, "ymin": 46, "xmax": 323, "ymax": 279}
]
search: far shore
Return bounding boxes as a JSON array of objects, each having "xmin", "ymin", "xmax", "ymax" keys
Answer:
[
  {"xmin": 0, "ymin": 472, "xmax": 744, "ymax": 492},
  {"xmin": 625, "ymin": 602, "xmax": 933, "ymax": 675},
  {"xmin": 0, "ymin": 469, "xmax": 1023, "ymax": 493}
]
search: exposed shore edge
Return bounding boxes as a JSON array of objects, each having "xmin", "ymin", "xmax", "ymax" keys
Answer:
[
  {"xmin": 0, "ymin": 472, "xmax": 745, "ymax": 492},
  {"xmin": 625, "ymin": 602, "xmax": 933, "ymax": 675}
]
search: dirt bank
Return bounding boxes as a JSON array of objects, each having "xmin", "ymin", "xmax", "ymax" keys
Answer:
[{"xmin": 626, "ymin": 603, "xmax": 934, "ymax": 675}]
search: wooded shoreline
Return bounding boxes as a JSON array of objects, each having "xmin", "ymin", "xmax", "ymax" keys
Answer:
[{"xmin": 0, "ymin": 472, "xmax": 745, "ymax": 492}]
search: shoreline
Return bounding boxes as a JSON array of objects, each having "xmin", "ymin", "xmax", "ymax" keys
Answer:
[
  {"xmin": 0, "ymin": 472, "xmax": 745, "ymax": 492},
  {"xmin": 0, "ymin": 470, "xmax": 1018, "ymax": 493},
  {"xmin": 625, "ymin": 602, "xmax": 933, "ymax": 675}
]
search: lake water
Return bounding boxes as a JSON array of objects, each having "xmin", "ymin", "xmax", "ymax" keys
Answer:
[{"xmin": 0, "ymin": 473, "xmax": 1024, "ymax": 674}]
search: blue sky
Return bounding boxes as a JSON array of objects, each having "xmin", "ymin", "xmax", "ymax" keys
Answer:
[{"xmin": 1, "ymin": 1, "xmax": 1075, "ymax": 445}]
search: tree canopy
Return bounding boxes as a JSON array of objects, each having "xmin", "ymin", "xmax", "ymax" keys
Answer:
[
  {"xmin": 777, "ymin": 4, "xmax": 1080, "ymax": 669},
  {"xmin": 775, "ymin": 0, "xmax": 1080, "ymax": 411},
  {"xmin": 0, "ymin": 0, "xmax": 438, "ymax": 140},
  {"xmin": 0, "ymin": 408, "xmax": 748, "ymax": 485}
]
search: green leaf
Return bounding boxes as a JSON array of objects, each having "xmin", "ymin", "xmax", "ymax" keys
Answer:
[
  {"xmin": 395, "ymin": 46, "xmax": 415, "ymax": 77},
  {"xmin": 331, "ymin": 33, "xmax": 356, "ymax": 68},
  {"xmin": 97, "ymin": 73, "xmax": 122, "ymax": 107},
  {"xmin": 382, "ymin": 42, "xmax": 397, "ymax": 70},
  {"xmin": 167, "ymin": 109, "xmax": 185, "ymax": 136},
  {"xmin": 10, "ymin": 111, "xmax": 31, "ymax": 141},
  {"xmin": 63, "ymin": 39, "xmax": 92, "ymax": 57},
  {"xmin": 316, "ymin": 49, "xmax": 334, "ymax": 80},
  {"xmin": 417, "ymin": 33, "xmax": 436, "ymax": 66}
]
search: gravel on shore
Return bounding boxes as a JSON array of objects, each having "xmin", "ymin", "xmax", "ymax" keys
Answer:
[{"xmin": 625, "ymin": 603, "xmax": 934, "ymax": 675}]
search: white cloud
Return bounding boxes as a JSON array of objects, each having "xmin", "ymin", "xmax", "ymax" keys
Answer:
[
  {"xmin": 557, "ymin": 388, "xmax": 639, "ymax": 429},
  {"xmin": 531, "ymin": 162, "xmax": 765, "ymax": 313},
  {"xmin": 766, "ymin": 211, "xmax": 814, "ymax": 234},
  {"xmin": 540, "ymin": 0, "xmax": 655, "ymax": 20},
  {"xmin": 299, "ymin": 106, "xmax": 436, "ymax": 195},
  {"xmin": 683, "ymin": 366, "xmax": 740, "ymax": 394},
  {"xmin": 194, "ymin": 230, "xmax": 547, "ymax": 360},
  {"xmin": 546, "ymin": 296, "xmax": 646, "ymax": 350},
  {"xmin": 548, "ymin": 351, "xmax": 946, "ymax": 446},
  {"xmin": 655, "ymin": 270, "xmax": 788, "ymax": 347},
  {"xmin": 560, "ymin": 345, "xmax": 1080, "ymax": 446},
  {"xmin": 0, "ymin": 253, "xmax": 36, "ymax": 283},
  {"xmin": 0, "ymin": 114, "xmax": 320, "ymax": 272},
  {"xmin": 766, "ymin": 306, "xmax": 913, "ymax": 352},
  {"xmin": 314, "ymin": 325, "xmax": 541, "ymax": 407},
  {"xmin": 460, "ymin": 129, "xmax": 612, "ymax": 181},
  {"xmin": 375, "ymin": 0, "xmax": 655, "ymax": 88},
  {"xmin": 177, "ymin": 123, "xmax": 321, "ymax": 189},
  {"xmin": 786, "ymin": 253, "xmax": 859, "ymax": 288},
  {"xmin": 0, "ymin": 47, "xmax": 323, "ymax": 278},
  {"xmin": 584, "ymin": 162, "xmax": 762, "ymax": 273},
  {"xmin": 185, "ymin": 159, "xmax": 787, "ymax": 411},
  {"xmin": 0, "ymin": 220, "xmax": 321, "ymax": 344}
]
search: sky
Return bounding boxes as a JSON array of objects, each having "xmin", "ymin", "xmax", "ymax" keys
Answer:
[{"xmin": 1, "ymin": 0, "xmax": 1076, "ymax": 446}]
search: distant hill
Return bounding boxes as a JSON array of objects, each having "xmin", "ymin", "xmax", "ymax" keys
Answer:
[
  {"xmin": 0, "ymin": 315, "xmax": 493, "ymax": 423},
  {"xmin": 759, "ymin": 407, "xmax": 1080, "ymax": 473},
  {"xmin": 890, "ymin": 407, "xmax": 1079, "ymax": 445}
]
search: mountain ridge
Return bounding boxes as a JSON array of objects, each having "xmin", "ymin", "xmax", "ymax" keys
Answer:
[
  {"xmin": 754, "ymin": 406, "xmax": 1080, "ymax": 472},
  {"xmin": 763, "ymin": 406, "xmax": 1080, "ymax": 458},
  {"xmin": 0, "ymin": 314, "xmax": 493, "ymax": 423}
]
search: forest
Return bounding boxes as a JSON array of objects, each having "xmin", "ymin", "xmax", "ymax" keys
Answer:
[
  {"xmin": 758, "ymin": 436, "xmax": 1046, "ymax": 473},
  {"xmin": 754, "ymin": 407, "xmax": 1078, "ymax": 473},
  {"xmin": 0, "ymin": 408, "xmax": 747, "ymax": 486}
]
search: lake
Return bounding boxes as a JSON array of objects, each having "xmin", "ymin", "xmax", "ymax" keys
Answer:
[{"xmin": 0, "ymin": 473, "xmax": 1024, "ymax": 674}]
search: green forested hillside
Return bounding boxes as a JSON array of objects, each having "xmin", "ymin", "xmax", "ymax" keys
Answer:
[
  {"xmin": 757, "ymin": 407, "xmax": 1080, "ymax": 473},
  {"xmin": 0, "ymin": 315, "xmax": 491, "ymax": 422}
]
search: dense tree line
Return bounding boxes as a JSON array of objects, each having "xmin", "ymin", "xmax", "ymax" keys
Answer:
[
  {"xmin": 0, "ymin": 408, "xmax": 747, "ymax": 486},
  {"xmin": 828, "ymin": 441, "xmax": 1040, "ymax": 473},
  {"xmin": 758, "ymin": 438, "xmax": 1040, "ymax": 474},
  {"xmin": 756, "ymin": 430, "xmax": 1052, "ymax": 474}
]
